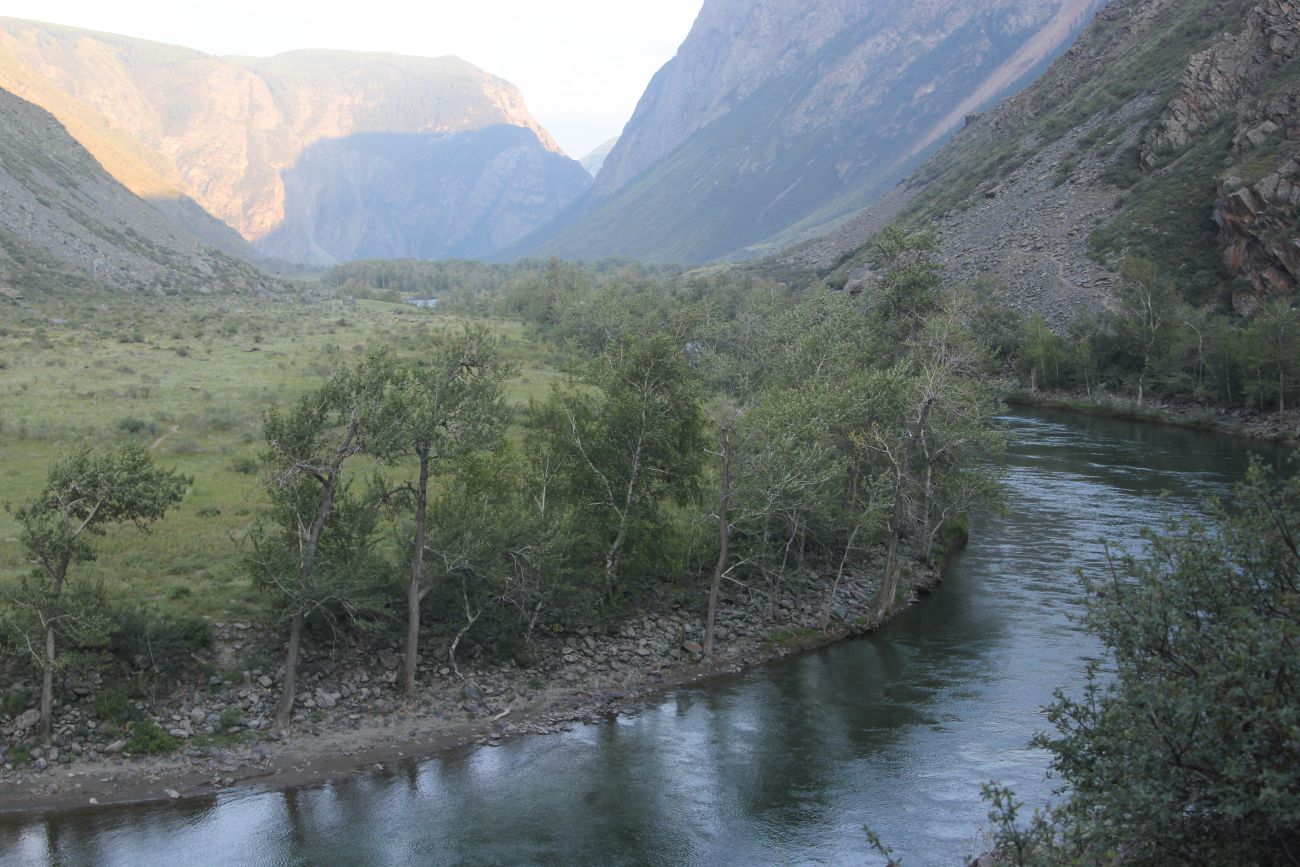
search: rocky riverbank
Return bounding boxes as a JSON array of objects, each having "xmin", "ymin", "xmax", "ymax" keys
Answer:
[
  {"xmin": 0, "ymin": 558, "xmax": 944, "ymax": 815},
  {"xmin": 1003, "ymin": 391, "xmax": 1300, "ymax": 446}
]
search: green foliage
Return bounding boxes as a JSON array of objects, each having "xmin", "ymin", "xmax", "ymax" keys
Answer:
[
  {"xmin": 987, "ymin": 464, "xmax": 1300, "ymax": 864},
  {"xmin": 123, "ymin": 719, "xmax": 179, "ymax": 756},
  {"xmin": 976, "ymin": 254, "xmax": 1300, "ymax": 413},
  {"xmin": 92, "ymin": 686, "xmax": 140, "ymax": 726},
  {"xmin": 2, "ymin": 687, "xmax": 31, "ymax": 718},
  {"xmin": 216, "ymin": 707, "xmax": 242, "ymax": 732},
  {"xmin": 527, "ymin": 333, "xmax": 708, "ymax": 610},
  {"xmin": 107, "ymin": 607, "xmax": 213, "ymax": 676}
]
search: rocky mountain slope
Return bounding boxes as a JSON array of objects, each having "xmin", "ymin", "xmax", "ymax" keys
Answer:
[
  {"xmin": 0, "ymin": 19, "xmax": 588, "ymax": 265},
  {"xmin": 787, "ymin": 0, "xmax": 1299, "ymax": 322},
  {"xmin": 0, "ymin": 88, "xmax": 277, "ymax": 296},
  {"xmin": 519, "ymin": 0, "xmax": 1105, "ymax": 264},
  {"xmin": 259, "ymin": 125, "xmax": 592, "ymax": 264}
]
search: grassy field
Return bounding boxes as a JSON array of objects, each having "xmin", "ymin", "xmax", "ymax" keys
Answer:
[{"xmin": 0, "ymin": 293, "xmax": 566, "ymax": 623}]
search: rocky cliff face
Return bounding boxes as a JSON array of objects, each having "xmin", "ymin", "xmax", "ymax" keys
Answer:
[
  {"xmin": 788, "ymin": 0, "xmax": 1299, "ymax": 322},
  {"xmin": 522, "ymin": 0, "xmax": 1104, "ymax": 264},
  {"xmin": 0, "ymin": 88, "xmax": 276, "ymax": 295},
  {"xmin": 259, "ymin": 126, "xmax": 593, "ymax": 266},
  {"xmin": 0, "ymin": 19, "xmax": 585, "ymax": 264}
]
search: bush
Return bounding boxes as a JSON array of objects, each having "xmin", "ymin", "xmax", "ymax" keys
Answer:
[
  {"xmin": 116, "ymin": 417, "xmax": 158, "ymax": 436},
  {"xmin": 216, "ymin": 707, "xmax": 242, "ymax": 732},
  {"xmin": 229, "ymin": 457, "xmax": 259, "ymax": 475},
  {"xmin": 92, "ymin": 686, "xmax": 140, "ymax": 725},
  {"xmin": 987, "ymin": 464, "xmax": 1300, "ymax": 864},
  {"xmin": 124, "ymin": 720, "xmax": 178, "ymax": 755},
  {"xmin": 108, "ymin": 608, "xmax": 213, "ymax": 675},
  {"xmin": 2, "ymin": 688, "xmax": 31, "ymax": 718}
]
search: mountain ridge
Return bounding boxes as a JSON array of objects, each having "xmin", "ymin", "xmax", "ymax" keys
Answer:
[
  {"xmin": 518, "ymin": 0, "xmax": 1105, "ymax": 264},
  {"xmin": 0, "ymin": 17, "xmax": 586, "ymax": 264}
]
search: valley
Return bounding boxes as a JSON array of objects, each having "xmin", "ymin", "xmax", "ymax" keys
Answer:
[{"xmin": 0, "ymin": 1, "xmax": 1297, "ymax": 863}]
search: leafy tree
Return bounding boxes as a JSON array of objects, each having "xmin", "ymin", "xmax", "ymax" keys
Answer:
[
  {"xmin": 1020, "ymin": 314, "xmax": 1066, "ymax": 393},
  {"xmin": 987, "ymin": 464, "xmax": 1300, "ymax": 864},
  {"xmin": 4, "ymin": 445, "xmax": 189, "ymax": 741},
  {"xmin": 250, "ymin": 354, "xmax": 391, "ymax": 728},
  {"xmin": 865, "ymin": 223, "xmax": 944, "ymax": 359},
  {"xmin": 369, "ymin": 329, "xmax": 510, "ymax": 694},
  {"xmin": 1246, "ymin": 297, "xmax": 1300, "ymax": 413},
  {"xmin": 530, "ymin": 333, "xmax": 707, "ymax": 608},
  {"xmin": 1114, "ymin": 258, "xmax": 1180, "ymax": 406}
]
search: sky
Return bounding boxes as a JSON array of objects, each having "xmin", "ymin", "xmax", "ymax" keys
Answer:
[{"xmin": 0, "ymin": 0, "xmax": 704, "ymax": 157}]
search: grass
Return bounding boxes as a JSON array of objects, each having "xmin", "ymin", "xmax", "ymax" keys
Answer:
[{"xmin": 0, "ymin": 292, "xmax": 567, "ymax": 625}]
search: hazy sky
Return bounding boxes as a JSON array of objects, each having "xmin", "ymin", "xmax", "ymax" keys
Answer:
[{"xmin": 1, "ymin": 0, "xmax": 704, "ymax": 157}]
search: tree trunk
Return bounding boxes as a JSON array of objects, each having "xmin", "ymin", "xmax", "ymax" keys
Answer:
[
  {"xmin": 402, "ymin": 452, "xmax": 431, "ymax": 695},
  {"xmin": 920, "ymin": 460, "xmax": 936, "ymax": 565},
  {"xmin": 40, "ymin": 624, "xmax": 55, "ymax": 743},
  {"xmin": 705, "ymin": 426, "xmax": 731, "ymax": 659},
  {"xmin": 821, "ymin": 526, "xmax": 859, "ymax": 629},
  {"xmin": 275, "ymin": 609, "xmax": 304, "ymax": 729},
  {"xmin": 275, "ymin": 457, "xmax": 344, "ymax": 730},
  {"xmin": 604, "ymin": 439, "xmax": 644, "ymax": 584},
  {"xmin": 875, "ymin": 397, "xmax": 934, "ymax": 622},
  {"xmin": 39, "ymin": 568, "xmax": 66, "ymax": 744}
]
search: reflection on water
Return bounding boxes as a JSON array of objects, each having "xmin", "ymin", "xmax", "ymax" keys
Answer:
[{"xmin": 1, "ymin": 408, "xmax": 1288, "ymax": 866}]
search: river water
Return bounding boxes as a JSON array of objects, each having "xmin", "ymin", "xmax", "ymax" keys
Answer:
[{"xmin": 1, "ymin": 408, "xmax": 1290, "ymax": 866}]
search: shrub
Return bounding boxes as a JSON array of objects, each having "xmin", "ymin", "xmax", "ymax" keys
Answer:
[
  {"xmin": 987, "ymin": 464, "xmax": 1300, "ymax": 864},
  {"xmin": 216, "ymin": 708, "xmax": 242, "ymax": 732},
  {"xmin": 92, "ymin": 686, "xmax": 139, "ymax": 725},
  {"xmin": 124, "ymin": 720, "xmax": 179, "ymax": 755},
  {"xmin": 2, "ymin": 688, "xmax": 31, "ymax": 718},
  {"xmin": 108, "ymin": 608, "xmax": 213, "ymax": 675},
  {"xmin": 116, "ymin": 416, "xmax": 158, "ymax": 436}
]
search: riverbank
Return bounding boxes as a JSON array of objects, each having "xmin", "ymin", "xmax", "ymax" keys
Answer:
[
  {"xmin": 0, "ymin": 556, "xmax": 945, "ymax": 816},
  {"xmin": 1002, "ymin": 390, "xmax": 1300, "ymax": 446}
]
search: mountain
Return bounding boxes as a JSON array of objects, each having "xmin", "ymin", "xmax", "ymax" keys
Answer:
[
  {"xmin": 785, "ymin": 0, "xmax": 1300, "ymax": 321},
  {"xmin": 259, "ymin": 125, "xmax": 592, "ymax": 264},
  {"xmin": 579, "ymin": 137, "xmax": 619, "ymax": 178},
  {"xmin": 0, "ymin": 18, "xmax": 589, "ymax": 265},
  {"xmin": 0, "ymin": 87, "xmax": 277, "ymax": 295},
  {"xmin": 518, "ymin": 0, "xmax": 1105, "ymax": 264}
]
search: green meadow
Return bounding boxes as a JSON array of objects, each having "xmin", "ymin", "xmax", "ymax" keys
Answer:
[{"xmin": 0, "ymin": 294, "xmax": 564, "ymax": 622}]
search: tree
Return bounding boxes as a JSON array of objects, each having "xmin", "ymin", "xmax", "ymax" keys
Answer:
[
  {"xmin": 986, "ymin": 464, "xmax": 1300, "ymax": 864},
  {"xmin": 1116, "ymin": 258, "xmax": 1179, "ymax": 406},
  {"xmin": 1020, "ymin": 314, "xmax": 1065, "ymax": 393},
  {"xmin": 5, "ymin": 445, "xmax": 189, "ymax": 741},
  {"xmin": 251, "ymin": 355, "xmax": 390, "ymax": 729},
  {"xmin": 1246, "ymin": 297, "xmax": 1299, "ymax": 413},
  {"xmin": 531, "ymin": 333, "xmax": 706, "ymax": 605},
  {"xmin": 704, "ymin": 406, "xmax": 736, "ymax": 659},
  {"xmin": 372, "ymin": 329, "xmax": 510, "ymax": 694},
  {"xmin": 865, "ymin": 223, "xmax": 944, "ymax": 359}
]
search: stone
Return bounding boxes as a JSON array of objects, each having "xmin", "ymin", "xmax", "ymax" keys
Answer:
[
  {"xmin": 258, "ymin": 675, "xmax": 273, "ymax": 688},
  {"xmin": 190, "ymin": 709, "xmax": 207, "ymax": 726},
  {"xmin": 166, "ymin": 789, "xmax": 180, "ymax": 800},
  {"xmin": 13, "ymin": 709, "xmax": 40, "ymax": 732}
]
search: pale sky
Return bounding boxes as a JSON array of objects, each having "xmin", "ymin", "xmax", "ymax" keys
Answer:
[{"xmin": 1, "ymin": 0, "xmax": 704, "ymax": 158}]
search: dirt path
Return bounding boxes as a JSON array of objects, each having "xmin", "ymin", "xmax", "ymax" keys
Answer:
[{"xmin": 147, "ymin": 424, "xmax": 179, "ymax": 454}]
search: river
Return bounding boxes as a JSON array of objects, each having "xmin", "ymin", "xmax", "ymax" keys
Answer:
[{"xmin": 1, "ymin": 407, "xmax": 1290, "ymax": 866}]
